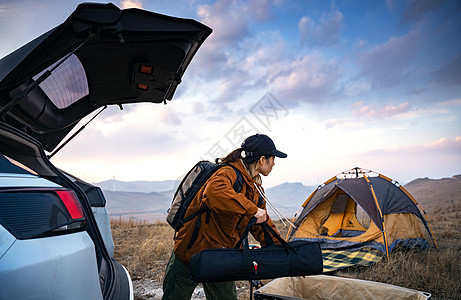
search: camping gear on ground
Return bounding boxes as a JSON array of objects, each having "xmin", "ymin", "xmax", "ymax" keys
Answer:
[
  {"xmin": 254, "ymin": 275, "xmax": 431, "ymax": 300},
  {"xmin": 166, "ymin": 160, "xmax": 243, "ymax": 231},
  {"xmin": 190, "ymin": 220, "xmax": 323, "ymax": 283},
  {"xmin": 321, "ymin": 248, "xmax": 383, "ymax": 272},
  {"xmin": 287, "ymin": 167, "xmax": 437, "ymax": 259}
]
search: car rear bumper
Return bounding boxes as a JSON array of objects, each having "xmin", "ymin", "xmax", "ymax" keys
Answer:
[{"xmin": 0, "ymin": 230, "xmax": 103, "ymax": 300}]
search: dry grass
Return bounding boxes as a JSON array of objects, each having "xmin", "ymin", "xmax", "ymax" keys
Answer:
[
  {"xmin": 112, "ymin": 215, "xmax": 461, "ymax": 300},
  {"xmin": 335, "ymin": 219, "xmax": 461, "ymax": 299},
  {"xmin": 111, "ymin": 218, "xmax": 175, "ymax": 282},
  {"xmin": 110, "ymin": 176, "xmax": 461, "ymax": 299}
]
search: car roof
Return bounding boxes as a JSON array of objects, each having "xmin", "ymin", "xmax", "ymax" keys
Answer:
[{"xmin": 0, "ymin": 3, "xmax": 211, "ymax": 152}]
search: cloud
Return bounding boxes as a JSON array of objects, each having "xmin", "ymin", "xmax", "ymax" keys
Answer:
[
  {"xmin": 196, "ymin": 1, "xmax": 249, "ymax": 46},
  {"xmin": 299, "ymin": 9, "xmax": 344, "ymax": 47},
  {"xmin": 355, "ymin": 25, "xmax": 423, "ymax": 88},
  {"xmin": 186, "ymin": 0, "xmax": 276, "ymax": 106},
  {"xmin": 0, "ymin": 0, "xmax": 60, "ymax": 58},
  {"xmin": 423, "ymin": 136, "xmax": 461, "ymax": 151},
  {"xmin": 385, "ymin": 0, "xmax": 397, "ymax": 11},
  {"xmin": 365, "ymin": 136, "xmax": 461, "ymax": 155},
  {"xmin": 341, "ymin": 136, "xmax": 461, "ymax": 183},
  {"xmin": 209, "ymin": 31, "xmax": 288, "ymax": 104},
  {"xmin": 51, "ymin": 126, "xmax": 185, "ymax": 181},
  {"xmin": 343, "ymin": 80, "xmax": 372, "ymax": 97},
  {"xmin": 242, "ymin": 0, "xmax": 274, "ymax": 22},
  {"xmin": 119, "ymin": 0, "xmax": 143, "ymax": 9},
  {"xmin": 194, "ymin": 0, "xmax": 273, "ymax": 72},
  {"xmin": 400, "ymin": 0, "xmax": 449, "ymax": 24},
  {"xmin": 86, "ymin": 104, "xmax": 137, "ymax": 124},
  {"xmin": 431, "ymin": 55, "xmax": 461, "ymax": 86},
  {"xmin": 351, "ymin": 102, "xmax": 411, "ymax": 119},
  {"xmin": 55, "ymin": 105, "xmax": 187, "ymax": 162},
  {"xmin": 194, "ymin": 39, "xmax": 342, "ymax": 108},
  {"xmin": 187, "ymin": 28, "xmax": 290, "ymax": 111},
  {"xmin": 266, "ymin": 53, "xmax": 342, "ymax": 106},
  {"xmin": 323, "ymin": 100, "xmax": 419, "ymax": 129},
  {"xmin": 325, "ymin": 118, "xmax": 345, "ymax": 129},
  {"xmin": 195, "ymin": 0, "xmax": 272, "ymax": 56},
  {"xmin": 437, "ymin": 98, "xmax": 461, "ymax": 108},
  {"xmin": 190, "ymin": 1, "xmax": 344, "ymax": 108}
]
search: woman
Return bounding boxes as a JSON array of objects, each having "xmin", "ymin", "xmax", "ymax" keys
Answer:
[{"xmin": 162, "ymin": 133, "xmax": 287, "ymax": 300}]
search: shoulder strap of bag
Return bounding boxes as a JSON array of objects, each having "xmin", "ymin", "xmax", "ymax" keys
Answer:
[
  {"xmin": 227, "ymin": 164, "xmax": 243, "ymax": 193},
  {"xmin": 235, "ymin": 218, "xmax": 293, "ymax": 250}
]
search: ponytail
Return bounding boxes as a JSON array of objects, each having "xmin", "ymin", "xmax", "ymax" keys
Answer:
[
  {"xmin": 218, "ymin": 148, "xmax": 243, "ymax": 165},
  {"xmin": 218, "ymin": 148, "xmax": 270, "ymax": 166}
]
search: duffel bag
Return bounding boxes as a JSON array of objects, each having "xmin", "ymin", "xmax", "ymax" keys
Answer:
[{"xmin": 190, "ymin": 220, "xmax": 323, "ymax": 283}]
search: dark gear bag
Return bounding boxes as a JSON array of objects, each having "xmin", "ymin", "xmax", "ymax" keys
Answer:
[
  {"xmin": 190, "ymin": 218, "xmax": 323, "ymax": 282},
  {"xmin": 166, "ymin": 160, "xmax": 243, "ymax": 231}
]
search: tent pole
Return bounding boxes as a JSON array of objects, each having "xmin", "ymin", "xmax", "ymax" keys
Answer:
[
  {"xmin": 359, "ymin": 168, "xmax": 390, "ymax": 260},
  {"xmin": 382, "ymin": 228, "xmax": 390, "ymax": 261}
]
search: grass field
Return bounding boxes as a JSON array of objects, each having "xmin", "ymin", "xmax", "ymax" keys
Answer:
[
  {"xmin": 335, "ymin": 216, "xmax": 461, "ymax": 299},
  {"xmin": 111, "ymin": 174, "xmax": 461, "ymax": 299},
  {"xmin": 112, "ymin": 209, "xmax": 461, "ymax": 299}
]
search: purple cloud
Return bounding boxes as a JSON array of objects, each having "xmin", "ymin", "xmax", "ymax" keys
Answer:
[
  {"xmin": 341, "ymin": 136, "xmax": 461, "ymax": 183},
  {"xmin": 423, "ymin": 136, "xmax": 461, "ymax": 151},
  {"xmin": 266, "ymin": 53, "xmax": 342, "ymax": 106},
  {"xmin": 400, "ymin": 0, "xmax": 449, "ymax": 24},
  {"xmin": 299, "ymin": 9, "xmax": 344, "ymax": 47},
  {"xmin": 431, "ymin": 55, "xmax": 461, "ymax": 86},
  {"xmin": 355, "ymin": 25, "xmax": 423, "ymax": 89},
  {"xmin": 351, "ymin": 101, "xmax": 411, "ymax": 119},
  {"xmin": 193, "ymin": 0, "xmax": 273, "ymax": 70}
]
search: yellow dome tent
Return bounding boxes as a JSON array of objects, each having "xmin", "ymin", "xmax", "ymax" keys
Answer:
[{"xmin": 287, "ymin": 167, "xmax": 437, "ymax": 259}]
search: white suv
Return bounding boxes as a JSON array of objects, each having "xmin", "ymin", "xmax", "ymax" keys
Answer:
[{"xmin": 0, "ymin": 3, "xmax": 211, "ymax": 299}]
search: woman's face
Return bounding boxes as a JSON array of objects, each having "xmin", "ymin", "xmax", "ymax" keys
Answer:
[{"xmin": 259, "ymin": 156, "xmax": 275, "ymax": 176}]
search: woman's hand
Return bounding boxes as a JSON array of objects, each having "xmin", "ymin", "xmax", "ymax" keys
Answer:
[{"xmin": 254, "ymin": 208, "xmax": 267, "ymax": 224}]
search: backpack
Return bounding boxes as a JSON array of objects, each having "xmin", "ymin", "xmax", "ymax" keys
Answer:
[{"xmin": 166, "ymin": 160, "xmax": 243, "ymax": 234}]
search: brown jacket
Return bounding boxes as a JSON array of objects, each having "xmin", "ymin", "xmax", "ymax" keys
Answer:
[{"xmin": 174, "ymin": 159, "xmax": 281, "ymax": 264}]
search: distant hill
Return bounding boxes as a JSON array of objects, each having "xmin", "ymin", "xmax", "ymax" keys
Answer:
[
  {"xmin": 265, "ymin": 182, "xmax": 317, "ymax": 218},
  {"xmin": 99, "ymin": 175, "xmax": 461, "ymax": 223},
  {"xmin": 102, "ymin": 189, "xmax": 174, "ymax": 222},
  {"xmin": 99, "ymin": 179, "xmax": 315, "ymax": 222},
  {"xmin": 404, "ymin": 174, "xmax": 461, "ymax": 218},
  {"xmin": 95, "ymin": 179, "xmax": 177, "ymax": 193}
]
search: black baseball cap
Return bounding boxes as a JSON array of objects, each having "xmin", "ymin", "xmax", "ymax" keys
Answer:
[{"xmin": 241, "ymin": 134, "xmax": 287, "ymax": 158}]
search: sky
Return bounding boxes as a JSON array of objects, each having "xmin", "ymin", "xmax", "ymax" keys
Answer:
[{"xmin": 1, "ymin": 0, "xmax": 460, "ymax": 188}]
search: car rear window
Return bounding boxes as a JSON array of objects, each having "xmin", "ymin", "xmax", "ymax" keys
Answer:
[{"xmin": 32, "ymin": 54, "xmax": 89, "ymax": 109}]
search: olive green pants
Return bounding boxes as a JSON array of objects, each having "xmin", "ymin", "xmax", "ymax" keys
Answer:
[{"xmin": 162, "ymin": 252, "xmax": 237, "ymax": 300}]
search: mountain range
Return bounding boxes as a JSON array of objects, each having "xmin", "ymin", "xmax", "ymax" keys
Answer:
[
  {"xmin": 95, "ymin": 175, "xmax": 461, "ymax": 223},
  {"xmin": 95, "ymin": 179, "xmax": 177, "ymax": 194}
]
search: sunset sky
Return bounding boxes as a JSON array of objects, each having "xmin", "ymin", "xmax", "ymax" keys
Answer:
[{"xmin": 1, "ymin": 0, "xmax": 460, "ymax": 187}]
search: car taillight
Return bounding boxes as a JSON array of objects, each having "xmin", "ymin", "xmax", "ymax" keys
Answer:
[
  {"xmin": 0, "ymin": 188, "xmax": 86, "ymax": 239},
  {"xmin": 56, "ymin": 190, "xmax": 84, "ymax": 219}
]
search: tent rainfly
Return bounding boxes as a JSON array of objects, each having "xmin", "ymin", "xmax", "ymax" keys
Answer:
[{"xmin": 287, "ymin": 167, "xmax": 437, "ymax": 259}]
